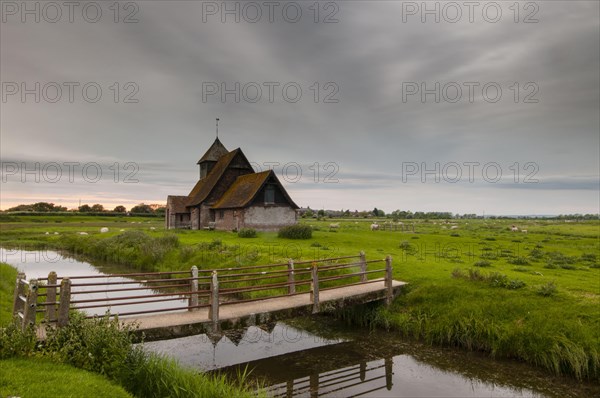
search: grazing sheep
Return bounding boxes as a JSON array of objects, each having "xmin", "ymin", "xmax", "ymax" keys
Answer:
[
  {"xmin": 120, "ymin": 229, "xmax": 125, "ymax": 232},
  {"xmin": 511, "ymin": 225, "xmax": 519, "ymax": 232},
  {"xmin": 78, "ymin": 232, "xmax": 88, "ymax": 235},
  {"xmin": 100, "ymin": 227, "xmax": 109, "ymax": 233},
  {"xmin": 450, "ymin": 225, "xmax": 459, "ymax": 230},
  {"xmin": 329, "ymin": 223, "xmax": 340, "ymax": 229},
  {"xmin": 150, "ymin": 227, "xmax": 156, "ymax": 230},
  {"xmin": 521, "ymin": 229, "xmax": 528, "ymax": 234},
  {"xmin": 370, "ymin": 223, "xmax": 380, "ymax": 231}
]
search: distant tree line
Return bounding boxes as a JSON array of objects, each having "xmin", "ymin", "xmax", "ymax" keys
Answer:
[
  {"xmin": 3, "ymin": 202, "xmax": 166, "ymax": 215},
  {"xmin": 299, "ymin": 206, "xmax": 598, "ymax": 221}
]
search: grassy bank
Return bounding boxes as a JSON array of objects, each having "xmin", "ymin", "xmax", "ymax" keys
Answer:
[
  {"xmin": 0, "ymin": 263, "xmax": 18, "ymax": 324},
  {"xmin": 0, "ymin": 358, "xmax": 133, "ymax": 398},
  {"xmin": 1, "ymin": 215, "xmax": 598, "ymax": 381},
  {"xmin": 0, "ymin": 315, "xmax": 260, "ymax": 398}
]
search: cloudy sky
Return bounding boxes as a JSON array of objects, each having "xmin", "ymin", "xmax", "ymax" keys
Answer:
[{"xmin": 1, "ymin": 1, "xmax": 598, "ymax": 215}]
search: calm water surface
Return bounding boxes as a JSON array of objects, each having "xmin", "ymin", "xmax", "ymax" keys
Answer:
[
  {"xmin": 1, "ymin": 247, "xmax": 187, "ymax": 316},
  {"xmin": 145, "ymin": 319, "xmax": 600, "ymax": 398}
]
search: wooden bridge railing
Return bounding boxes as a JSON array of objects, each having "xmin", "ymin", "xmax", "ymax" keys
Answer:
[{"xmin": 12, "ymin": 252, "xmax": 393, "ymax": 330}]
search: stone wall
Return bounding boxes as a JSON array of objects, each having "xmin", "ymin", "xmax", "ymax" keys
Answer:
[
  {"xmin": 190, "ymin": 207, "xmax": 200, "ymax": 230},
  {"xmin": 241, "ymin": 205, "xmax": 297, "ymax": 231},
  {"xmin": 214, "ymin": 209, "xmax": 238, "ymax": 231}
]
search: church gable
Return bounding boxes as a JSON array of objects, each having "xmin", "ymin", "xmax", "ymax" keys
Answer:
[
  {"xmin": 187, "ymin": 148, "xmax": 253, "ymax": 207},
  {"xmin": 250, "ymin": 173, "xmax": 299, "ymax": 208}
]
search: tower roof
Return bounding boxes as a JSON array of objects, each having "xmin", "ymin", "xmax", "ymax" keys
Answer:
[{"xmin": 197, "ymin": 137, "xmax": 228, "ymax": 164}]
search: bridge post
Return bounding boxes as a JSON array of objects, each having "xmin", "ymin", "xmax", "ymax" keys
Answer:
[
  {"xmin": 385, "ymin": 356, "xmax": 394, "ymax": 390},
  {"xmin": 385, "ymin": 256, "xmax": 393, "ymax": 306},
  {"xmin": 359, "ymin": 361, "xmax": 366, "ymax": 381},
  {"xmin": 189, "ymin": 266, "xmax": 199, "ymax": 311},
  {"xmin": 22, "ymin": 279, "xmax": 38, "ymax": 329},
  {"xmin": 209, "ymin": 271, "xmax": 219, "ymax": 327},
  {"xmin": 310, "ymin": 373, "xmax": 319, "ymax": 398},
  {"xmin": 359, "ymin": 251, "xmax": 367, "ymax": 282},
  {"xmin": 57, "ymin": 278, "xmax": 71, "ymax": 327},
  {"xmin": 310, "ymin": 263, "xmax": 319, "ymax": 313},
  {"xmin": 12, "ymin": 272, "xmax": 26, "ymax": 316},
  {"xmin": 46, "ymin": 271, "xmax": 57, "ymax": 322},
  {"xmin": 287, "ymin": 259, "xmax": 295, "ymax": 294}
]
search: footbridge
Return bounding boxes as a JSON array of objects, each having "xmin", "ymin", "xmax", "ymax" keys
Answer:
[{"xmin": 12, "ymin": 253, "xmax": 406, "ymax": 341}]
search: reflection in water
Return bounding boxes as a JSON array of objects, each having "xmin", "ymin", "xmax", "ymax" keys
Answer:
[
  {"xmin": 143, "ymin": 323, "xmax": 344, "ymax": 370},
  {"xmin": 219, "ymin": 340, "xmax": 546, "ymax": 398},
  {"xmin": 209, "ymin": 321, "xmax": 599, "ymax": 398},
  {"xmin": 265, "ymin": 357, "xmax": 394, "ymax": 398}
]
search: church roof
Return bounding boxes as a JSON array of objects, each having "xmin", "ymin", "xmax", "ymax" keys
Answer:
[
  {"xmin": 167, "ymin": 195, "xmax": 188, "ymax": 213},
  {"xmin": 187, "ymin": 148, "xmax": 251, "ymax": 207},
  {"xmin": 211, "ymin": 170, "xmax": 272, "ymax": 209},
  {"xmin": 212, "ymin": 170, "xmax": 299, "ymax": 209},
  {"xmin": 197, "ymin": 137, "xmax": 228, "ymax": 164}
]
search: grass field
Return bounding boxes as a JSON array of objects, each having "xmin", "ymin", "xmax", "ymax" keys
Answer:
[
  {"xmin": 0, "ymin": 358, "xmax": 134, "ymax": 398},
  {"xmin": 1, "ymin": 214, "xmax": 598, "ymax": 381}
]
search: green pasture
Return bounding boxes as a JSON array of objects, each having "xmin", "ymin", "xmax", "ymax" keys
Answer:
[{"xmin": 0, "ymin": 215, "xmax": 598, "ymax": 380}]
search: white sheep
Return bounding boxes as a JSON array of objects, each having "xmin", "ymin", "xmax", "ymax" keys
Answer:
[
  {"xmin": 78, "ymin": 232, "xmax": 88, "ymax": 235},
  {"xmin": 370, "ymin": 223, "xmax": 380, "ymax": 231},
  {"xmin": 100, "ymin": 227, "xmax": 109, "ymax": 233},
  {"xmin": 329, "ymin": 223, "xmax": 340, "ymax": 229},
  {"xmin": 450, "ymin": 225, "xmax": 459, "ymax": 230}
]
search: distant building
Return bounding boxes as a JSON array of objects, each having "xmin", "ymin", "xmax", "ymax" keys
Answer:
[{"xmin": 166, "ymin": 137, "xmax": 299, "ymax": 231}]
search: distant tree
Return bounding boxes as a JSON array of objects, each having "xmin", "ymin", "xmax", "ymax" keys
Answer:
[
  {"xmin": 78, "ymin": 204, "xmax": 92, "ymax": 212},
  {"xmin": 317, "ymin": 209, "xmax": 326, "ymax": 217},
  {"xmin": 155, "ymin": 207, "xmax": 166, "ymax": 215},
  {"xmin": 7, "ymin": 202, "xmax": 67, "ymax": 212},
  {"xmin": 372, "ymin": 208, "xmax": 385, "ymax": 217},
  {"xmin": 6, "ymin": 204, "xmax": 33, "ymax": 212},
  {"xmin": 113, "ymin": 205, "xmax": 127, "ymax": 213},
  {"xmin": 130, "ymin": 203, "xmax": 153, "ymax": 214},
  {"xmin": 91, "ymin": 204, "xmax": 104, "ymax": 212},
  {"xmin": 304, "ymin": 208, "xmax": 314, "ymax": 218}
]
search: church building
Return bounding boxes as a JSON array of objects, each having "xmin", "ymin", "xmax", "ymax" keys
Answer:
[{"xmin": 166, "ymin": 135, "xmax": 299, "ymax": 231}]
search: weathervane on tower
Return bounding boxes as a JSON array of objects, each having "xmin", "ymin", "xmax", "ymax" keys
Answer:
[{"xmin": 216, "ymin": 118, "xmax": 220, "ymax": 138}]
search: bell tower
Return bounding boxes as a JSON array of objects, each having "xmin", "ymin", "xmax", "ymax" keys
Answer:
[{"xmin": 197, "ymin": 119, "xmax": 228, "ymax": 179}]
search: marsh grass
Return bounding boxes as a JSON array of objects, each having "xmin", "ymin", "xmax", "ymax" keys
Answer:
[{"xmin": 1, "ymin": 216, "xmax": 598, "ymax": 382}]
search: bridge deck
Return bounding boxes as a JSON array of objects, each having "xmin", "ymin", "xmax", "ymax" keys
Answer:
[{"xmin": 123, "ymin": 278, "xmax": 406, "ymax": 341}]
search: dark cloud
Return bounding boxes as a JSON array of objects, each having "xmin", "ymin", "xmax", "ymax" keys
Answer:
[{"xmin": 1, "ymin": 1, "xmax": 598, "ymax": 214}]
